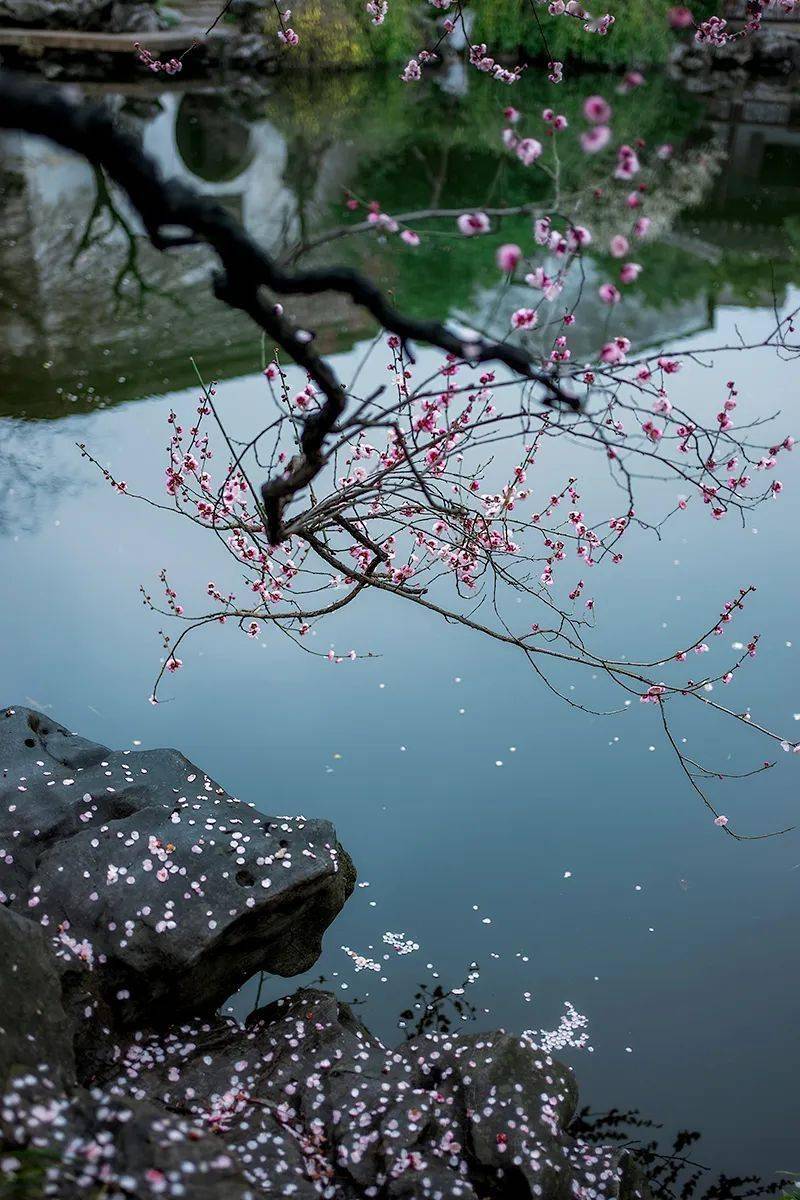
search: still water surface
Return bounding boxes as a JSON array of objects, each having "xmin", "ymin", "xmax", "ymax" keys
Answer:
[{"xmin": 1, "ymin": 69, "xmax": 799, "ymax": 1181}]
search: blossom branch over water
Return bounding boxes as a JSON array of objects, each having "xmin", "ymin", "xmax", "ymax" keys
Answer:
[{"xmin": 2, "ymin": 6, "xmax": 798, "ymax": 839}]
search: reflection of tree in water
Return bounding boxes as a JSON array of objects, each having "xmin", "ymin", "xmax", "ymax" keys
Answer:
[
  {"xmin": 0, "ymin": 423, "xmax": 85, "ymax": 535},
  {"xmin": 397, "ymin": 970, "xmax": 788, "ymax": 1200},
  {"xmin": 72, "ymin": 164, "xmax": 191, "ymax": 316},
  {"xmin": 275, "ymin": 70, "xmax": 800, "ymax": 331},
  {"xmin": 397, "ymin": 963, "xmax": 479, "ymax": 1036},
  {"xmin": 4, "ymin": 72, "xmax": 800, "ymax": 420}
]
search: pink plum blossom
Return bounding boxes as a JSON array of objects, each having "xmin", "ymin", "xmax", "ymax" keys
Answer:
[
  {"xmin": 619, "ymin": 70, "xmax": 645, "ymax": 92},
  {"xmin": 696, "ymin": 15, "xmax": 729, "ymax": 43},
  {"xmin": 600, "ymin": 336, "xmax": 630, "ymax": 364},
  {"xmin": 668, "ymin": 5, "xmax": 695, "ymax": 28},
  {"xmin": 599, "ymin": 283, "xmax": 621, "ymax": 305},
  {"xmin": 566, "ymin": 225, "xmax": 592, "ymax": 250},
  {"xmin": 457, "ymin": 212, "xmax": 491, "ymax": 236},
  {"xmin": 580, "ymin": 125, "xmax": 611, "ymax": 154},
  {"xmin": 615, "ymin": 144, "xmax": 640, "ymax": 180},
  {"xmin": 517, "ymin": 137, "xmax": 543, "ymax": 165},
  {"xmin": 496, "ymin": 243, "xmax": 523, "ymax": 272},
  {"xmin": 620, "ymin": 262, "xmax": 642, "ymax": 284},
  {"xmin": 511, "ymin": 308, "xmax": 538, "ymax": 330},
  {"xmin": 525, "ymin": 267, "xmax": 562, "ymax": 301},
  {"xmin": 534, "ymin": 216, "xmax": 552, "ymax": 244},
  {"xmin": 583, "ymin": 94, "xmax": 612, "ymax": 123}
]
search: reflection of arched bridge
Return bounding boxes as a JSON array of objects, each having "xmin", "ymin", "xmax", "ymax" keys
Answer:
[
  {"xmin": 0, "ymin": 91, "xmax": 370, "ymax": 417},
  {"xmin": 141, "ymin": 94, "xmax": 292, "ymax": 238}
]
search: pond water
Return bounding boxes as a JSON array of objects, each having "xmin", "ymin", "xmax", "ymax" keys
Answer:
[{"xmin": 1, "ymin": 68, "xmax": 800, "ymax": 1184}]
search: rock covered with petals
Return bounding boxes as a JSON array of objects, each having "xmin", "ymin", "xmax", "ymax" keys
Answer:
[
  {"xmin": 1, "ymin": 980, "xmax": 650, "ymax": 1199},
  {"xmin": 1, "ymin": 1063, "xmax": 254, "ymax": 1199},
  {"xmin": 0, "ymin": 705, "xmax": 355, "ymax": 1026}
]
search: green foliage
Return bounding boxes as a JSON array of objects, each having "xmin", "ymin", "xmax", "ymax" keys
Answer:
[
  {"xmin": 265, "ymin": 0, "xmax": 726, "ymax": 71},
  {"xmin": 263, "ymin": 68, "xmax": 418, "ymax": 143},
  {"xmin": 271, "ymin": 0, "xmax": 418, "ymax": 67},
  {"xmin": 472, "ymin": 0, "xmax": 684, "ymax": 66}
]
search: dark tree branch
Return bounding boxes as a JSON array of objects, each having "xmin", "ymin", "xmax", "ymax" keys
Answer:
[{"xmin": 0, "ymin": 72, "xmax": 574, "ymax": 541}]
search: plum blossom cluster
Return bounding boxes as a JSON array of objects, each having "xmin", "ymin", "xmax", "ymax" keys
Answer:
[
  {"xmin": 270, "ymin": 1, "xmax": 299, "ymax": 45},
  {"xmin": 397, "ymin": 0, "xmax": 613, "ymax": 89},
  {"xmin": 540, "ymin": 0, "xmax": 615, "ymax": 37},
  {"xmin": 467, "ymin": 42, "xmax": 523, "ymax": 85},
  {"xmin": 667, "ymin": 0, "xmax": 794, "ymax": 44},
  {"xmin": 133, "ymin": 42, "xmax": 182, "ymax": 74},
  {"xmin": 131, "ymin": 0, "xmax": 302, "ymax": 77},
  {"xmin": 366, "ymin": 0, "xmax": 389, "ymax": 23},
  {"xmin": 343, "ymin": 193, "xmax": 421, "ymax": 247}
]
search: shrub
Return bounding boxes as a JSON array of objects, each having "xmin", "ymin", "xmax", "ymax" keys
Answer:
[{"xmin": 471, "ymin": 0, "xmax": 714, "ymax": 66}]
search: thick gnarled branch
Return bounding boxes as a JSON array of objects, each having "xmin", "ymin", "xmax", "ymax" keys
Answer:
[{"xmin": 0, "ymin": 72, "xmax": 572, "ymax": 541}]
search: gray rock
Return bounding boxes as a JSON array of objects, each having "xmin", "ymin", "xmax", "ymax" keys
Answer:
[
  {"xmin": 0, "ymin": 0, "xmax": 108, "ymax": 28},
  {"xmin": 108, "ymin": 1, "xmax": 163, "ymax": 32},
  {"xmin": 0, "ymin": 705, "xmax": 355, "ymax": 1027},
  {"xmin": 99, "ymin": 987, "xmax": 649, "ymax": 1199},
  {"xmin": 0, "ymin": 0, "xmax": 163, "ymax": 29},
  {"xmin": 0, "ymin": 903, "xmax": 76, "ymax": 1091},
  {"xmin": 0, "ymin": 981, "xmax": 651, "ymax": 1199},
  {"xmin": 220, "ymin": 31, "xmax": 277, "ymax": 70}
]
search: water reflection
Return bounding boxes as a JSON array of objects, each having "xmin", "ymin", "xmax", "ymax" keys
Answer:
[{"xmin": 2, "ymin": 70, "xmax": 799, "ymax": 419}]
